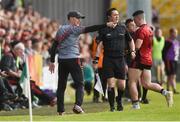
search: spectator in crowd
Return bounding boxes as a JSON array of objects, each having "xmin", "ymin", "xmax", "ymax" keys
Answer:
[
  {"xmin": 152, "ymin": 6, "xmax": 159, "ymax": 27},
  {"xmin": 1, "ymin": 0, "xmax": 16, "ymax": 11},
  {"xmin": 152, "ymin": 27, "xmax": 165, "ymax": 85},
  {"xmin": 0, "ymin": 74, "xmax": 20, "ymax": 111},
  {"xmin": 0, "ymin": 77, "xmax": 17, "ymax": 102},
  {"xmin": 41, "ymin": 42, "xmax": 50, "ymax": 66},
  {"xmin": 0, "ymin": 41, "xmax": 56, "ymax": 107},
  {"xmin": 0, "ymin": 3, "xmax": 59, "ymax": 111},
  {"xmin": 163, "ymin": 28, "xmax": 180, "ymax": 94},
  {"xmin": 24, "ymin": 39, "xmax": 34, "ymax": 55}
]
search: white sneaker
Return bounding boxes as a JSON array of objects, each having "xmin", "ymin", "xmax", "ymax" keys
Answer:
[
  {"xmin": 32, "ymin": 102, "xmax": 41, "ymax": 108},
  {"xmin": 73, "ymin": 104, "xmax": 84, "ymax": 114},
  {"xmin": 165, "ymin": 91, "xmax": 173, "ymax": 107},
  {"xmin": 132, "ymin": 102, "xmax": 140, "ymax": 110}
]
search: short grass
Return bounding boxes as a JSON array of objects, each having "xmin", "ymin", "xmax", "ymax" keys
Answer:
[{"xmin": 0, "ymin": 83, "xmax": 180, "ymax": 121}]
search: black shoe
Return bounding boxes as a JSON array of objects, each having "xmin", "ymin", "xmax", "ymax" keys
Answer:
[
  {"xmin": 102, "ymin": 96, "xmax": 108, "ymax": 102},
  {"xmin": 93, "ymin": 97, "xmax": 100, "ymax": 103},
  {"xmin": 117, "ymin": 103, "xmax": 123, "ymax": 111},
  {"xmin": 110, "ymin": 107, "xmax": 115, "ymax": 112},
  {"xmin": 116, "ymin": 96, "xmax": 123, "ymax": 111},
  {"xmin": 141, "ymin": 99, "xmax": 149, "ymax": 104},
  {"xmin": 58, "ymin": 111, "xmax": 65, "ymax": 116}
]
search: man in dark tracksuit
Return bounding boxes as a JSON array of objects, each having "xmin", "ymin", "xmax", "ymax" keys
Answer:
[
  {"xmin": 49, "ymin": 11, "xmax": 114, "ymax": 115},
  {"xmin": 94, "ymin": 8, "xmax": 135, "ymax": 111}
]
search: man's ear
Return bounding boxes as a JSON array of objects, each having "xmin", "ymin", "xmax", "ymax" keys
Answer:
[{"xmin": 107, "ymin": 15, "xmax": 111, "ymax": 20}]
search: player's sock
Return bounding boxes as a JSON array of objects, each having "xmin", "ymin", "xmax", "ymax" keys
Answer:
[{"xmin": 142, "ymin": 87, "xmax": 148, "ymax": 100}]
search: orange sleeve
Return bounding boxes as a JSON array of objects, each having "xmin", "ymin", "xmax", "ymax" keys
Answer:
[
  {"xmin": 91, "ymin": 39, "xmax": 97, "ymax": 58},
  {"xmin": 98, "ymin": 49, "xmax": 103, "ymax": 68},
  {"xmin": 91, "ymin": 36, "xmax": 104, "ymax": 68}
]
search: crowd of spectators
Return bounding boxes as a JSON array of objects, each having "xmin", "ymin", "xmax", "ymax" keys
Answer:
[{"xmin": 0, "ymin": 1, "xmax": 59, "ymax": 111}]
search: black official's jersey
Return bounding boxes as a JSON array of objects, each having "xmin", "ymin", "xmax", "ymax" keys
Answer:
[{"xmin": 97, "ymin": 24, "xmax": 132, "ymax": 58}]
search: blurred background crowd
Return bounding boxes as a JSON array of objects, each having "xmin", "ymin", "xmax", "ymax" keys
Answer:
[{"xmin": 0, "ymin": 0, "xmax": 179, "ymax": 111}]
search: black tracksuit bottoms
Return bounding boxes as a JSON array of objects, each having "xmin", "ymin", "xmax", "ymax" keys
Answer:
[{"xmin": 57, "ymin": 58, "xmax": 84, "ymax": 112}]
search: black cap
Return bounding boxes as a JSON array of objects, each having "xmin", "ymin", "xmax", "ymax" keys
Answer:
[
  {"xmin": 67, "ymin": 11, "xmax": 85, "ymax": 20},
  {"xmin": 132, "ymin": 10, "xmax": 144, "ymax": 17},
  {"xmin": 10, "ymin": 41, "xmax": 20, "ymax": 48}
]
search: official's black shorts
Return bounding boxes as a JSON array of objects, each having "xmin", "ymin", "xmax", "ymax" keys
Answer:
[
  {"xmin": 165, "ymin": 60, "xmax": 177, "ymax": 75},
  {"xmin": 129, "ymin": 59, "xmax": 152, "ymax": 70},
  {"xmin": 102, "ymin": 56, "xmax": 125, "ymax": 80}
]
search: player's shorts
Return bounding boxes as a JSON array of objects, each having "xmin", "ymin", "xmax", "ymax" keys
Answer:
[
  {"xmin": 129, "ymin": 58, "xmax": 152, "ymax": 70},
  {"xmin": 164, "ymin": 60, "xmax": 177, "ymax": 75}
]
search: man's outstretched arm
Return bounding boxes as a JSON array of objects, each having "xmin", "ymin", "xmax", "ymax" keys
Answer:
[{"xmin": 72, "ymin": 22, "xmax": 115, "ymax": 35}]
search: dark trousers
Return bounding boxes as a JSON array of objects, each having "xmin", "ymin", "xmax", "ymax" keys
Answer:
[
  {"xmin": 0, "ymin": 78, "xmax": 8, "ymax": 95},
  {"xmin": 57, "ymin": 58, "xmax": 84, "ymax": 112}
]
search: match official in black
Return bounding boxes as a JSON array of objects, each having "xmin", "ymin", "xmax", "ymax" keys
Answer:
[{"xmin": 94, "ymin": 8, "xmax": 135, "ymax": 111}]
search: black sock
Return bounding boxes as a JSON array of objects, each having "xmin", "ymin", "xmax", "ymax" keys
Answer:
[
  {"xmin": 160, "ymin": 89, "xmax": 168, "ymax": 96},
  {"xmin": 142, "ymin": 87, "xmax": 148, "ymax": 100},
  {"xmin": 137, "ymin": 82, "xmax": 141, "ymax": 100},
  {"xmin": 108, "ymin": 87, "xmax": 115, "ymax": 108},
  {"xmin": 132, "ymin": 100, "xmax": 139, "ymax": 104},
  {"xmin": 117, "ymin": 88, "xmax": 124, "ymax": 104},
  {"xmin": 160, "ymin": 89, "xmax": 164, "ymax": 94}
]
